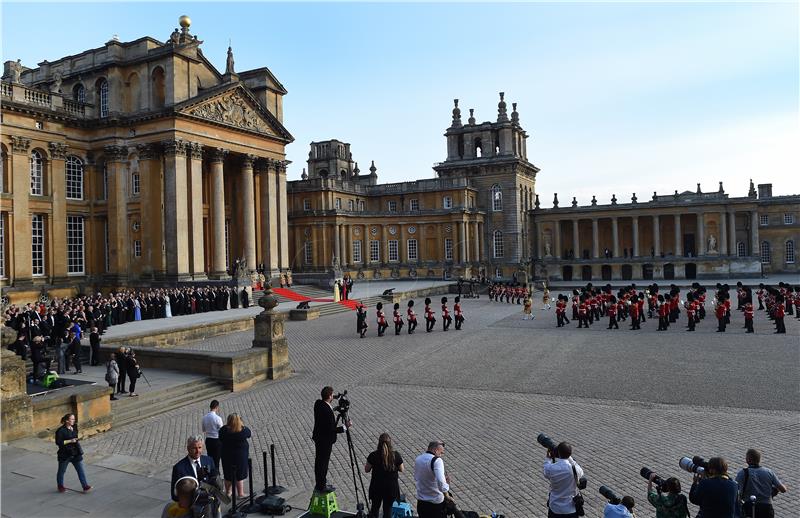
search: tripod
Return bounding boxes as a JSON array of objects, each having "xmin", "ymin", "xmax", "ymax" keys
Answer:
[{"xmin": 336, "ymin": 410, "xmax": 369, "ymax": 518}]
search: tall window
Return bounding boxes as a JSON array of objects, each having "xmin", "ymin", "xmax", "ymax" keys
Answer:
[
  {"xmin": 785, "ymin": 214, "xmax": 795, "ymax": 225},
  {"xmin": 407, "ymin": 239, "xmax": 418, "ymax": 261},
  {"xmin": 65, "ymin": 155, "xmax": 84, "ymax": 199},
  {"xmin": 493, "ymin": 230, "xmax": 504, "ymax": 258},
  {"xmin": 348, "ymin": 200, "xmax": 354, "ymax": 211},
  {"xmin": 786, "ymin": 241, "xmax": 795, "ymax": 264},
  {"xmin": 303, "ymin": 199, "xmax": 311, "ymax": 211},
  {"xmin": 131, "ymin": 171, "xmax": 140, "ymax": 196},
  {"xmin": 388, "ymin": 240, "xmax": 399, "ymax": 262},
  {"xmin": 388, "ymin": 201, "xmax": 397, "ymax": 212},
  {"xmin": 304, "ymin": 241, "xmax": 313, "ymax": 264},
  {"xmin": 369, "ymin": 240, "xmax": 380, "ymax": 262},
  {"xmin": 352, "ymin": 240, "xmax": 362, "ymax": 263},
  {"xmin": 444, "ymin": 238, "xmax": 453, "ymax": 261},
  {"xmin": 410, "ymin": 199, "xmax": 419, "ymax": 211},
  {"xmin": 359, "ymin": 200, "xmax": 365, "ymax": 212},
  {"xmin": 492, "ymin": 184, "xmax": 503, "ymax": 211},
  {"xmin": 134, "ymin": 240, "xmax": 142, "ymax": 258},
  {"xmin": 335, "ymin": 198, "xmax": 341, "ymax": 210},
  {"xmin": 31, "ymin": 215, "xmax": 45, "ymax": 276},
  {"xmin": 0, "ymin": 214, "xmax": 5, "ymax": 278},
  {"xmin": 443, "ymin": 196, "xmax": 453, "ymax": 209},
  {"xmin": 760, "ymin": 241, "xmax": 771, "ymax": 264},
  {"xmin": 737, "ymin": 241, "xmax": 746, "ymax": 257},
  {"xmin": 30, "ymin": 150, "xmax": 43, "ymax": 195},
  {"xmin": 73, "ymin": 84, "xmax": 86, "ymax": 104},
  {"xmin": 99, "ymin": 79, "xmax": 109, "ymax": 118},
  {"xmin": 759, "ymin": 214, "xmax": 769, "ymax": 226},
  {"xmin": 66, "ymin": 216, "xmax": 84, "ymax": 274}
]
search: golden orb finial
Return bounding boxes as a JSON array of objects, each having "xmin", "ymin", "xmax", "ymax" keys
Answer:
[{"xmin": 179, "ymin": 15, "xmax": 191, "ymax": 29}]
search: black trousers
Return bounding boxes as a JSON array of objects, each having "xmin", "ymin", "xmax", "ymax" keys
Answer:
[
  {"xmin": 417, "ymin": 500, "xmax": 446, "ymax": 518},
  {"xmin": 548, "ymin": 510, "xmax": 579, "ymax": 518},
  {"xmin": 314, "ymin": 440, "xmax": 334, "ymax": 491},
  {"xmin": 118, "ymin": 369, "xmax": 127, "ymax": 392},
  {"xmin": 369, "ymin": 491, "xmax": 395, "ymax": 518},
  {"xmin": 205, "ymin": 437, "xmax": 221, "ymax": 471},
  {"xmin": 743, "ymin": 502, "xmax": 774, "ymax": 518}
]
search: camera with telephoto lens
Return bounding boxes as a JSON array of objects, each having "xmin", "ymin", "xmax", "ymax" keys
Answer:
[
  {"xmin": 537, "ymin": 433, "xmax": 557, "ymax": 451},
  {"xmin": 641, "ymin": 467, "xmax": 667, "ymax": 490},
  {"xmin": 599, "ymin": 485, "xmax": 621, "ymax": 505},
  {"xmin": 679, "ymin": 456, "xmax": 707, "ymax": 475},
  {"xmin": 333, "ymin": 390, "xmax": 350, "ymax": 416}
]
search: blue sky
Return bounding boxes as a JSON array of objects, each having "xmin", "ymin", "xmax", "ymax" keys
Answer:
[{"xmin": 2, "ymin": 2, "xmax": 797, "ymax": 202}]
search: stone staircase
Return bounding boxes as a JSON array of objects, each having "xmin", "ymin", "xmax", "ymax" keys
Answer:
[{"xmin": 111, "ymin": 376, "xmax": 227, "ymax": 429}]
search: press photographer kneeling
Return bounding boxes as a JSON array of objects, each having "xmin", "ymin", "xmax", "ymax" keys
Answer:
[
  {"xmin": 540, "ymin": 434, "xmax": 586, "ymax": 518},
  {"xmin": 599, "ymin": 485, "xmax": 635, "ymax": 518}
]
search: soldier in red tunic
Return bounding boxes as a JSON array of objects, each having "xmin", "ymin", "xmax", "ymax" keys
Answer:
[
  {"xmin": 685, "ymin": 293, "xmax": 696, "ymax": 332},
  {"xmin": 376, "ymin": 302, "xmax": 388, "ymax": 337},
  {"xmin": 715, "ymin": 294, "xmax": 727, "ymax": 332},
  {"xmin": 629, "ymin": 295, "xmax": 641, "ymax": 330},
  {"xmin": 577, "ymin": 296, "xmax": 589, "ymax": 328},
  {"xmin": 774, "ymin": 295, "xmax": 786, "ymax": 334},
  {"xmin": 424, "ymin": 298, "xmax": 436, "ymax": 333},
  {"xmin": 744, "ymin": 299, "xmax": 755, "ymax": 333},
  {"xmin": 441, "ymin": 297, "xmax": 452, "ymax": 331},
  {"xmin": 606, "ymin": 295, "xmax": 618, "ymax": 329},
  {"xmin": 392, "ymin": 302, "xmax": 404, "ymax": 336},
  {"xmin": 453, "ymin": 296, "xmax": 464, "ymax": 330},
  {"xmin": 406, "ymin": 300, "xmax": 418, "ymax": 334}
]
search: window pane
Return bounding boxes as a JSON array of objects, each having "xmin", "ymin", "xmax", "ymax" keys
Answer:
[
  {"xmin": 32, "ymin": 215, "xmax": 45, "ymax": 275},
  {"xmin": 407, "ymin": 239, "xmax": 418, "ymax": 261},
  {"xmin": 786, "ymin": 241, "xmax": 795, "ymax": 264},
  {"xmin": 370, "ymin": 240, "xmax": 380, "ymax": 262},
  {"xmin": 66, "ymin": 156, "xmax": 84, "ymax": 200},
  {"xmin": 388, "ymin": 240, "xmax": 399, "ymax": 261},
  {"xmin": 30, "ymin": 151, "xmax": 43, "ymax": 195},
  {"xmin": 444, "ymin": 238, "xmax": 453, "ymax": 260},
  {"xmin": 67, "ymin": 216, "xmax": 84, "ymax": 274},
  {"xmin": 353, "ymin": 240, "xmax": 362, "ymax": 263}
]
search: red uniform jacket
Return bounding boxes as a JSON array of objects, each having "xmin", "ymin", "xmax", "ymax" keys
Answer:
[
  {"xmin": 377, "ymin": 310, "xmax": 386, "ymax": 325},
  {"xmin": 393, "ymin": 310, "xmax": 402, "ymax": 323},
  {"xmin": 407, "ymin": 307, "xmax": 417, "ymax": 322},
  {"xmin": 441, "ymin": 304, "xmax": 450, "ymax": 318},
  {"xmin": 454, "ymin": 303, "xmax": 462, "ymax": 317},
  {"xmin": 744, "ymin": 304, "xmax": 754, "ymax": 319}
]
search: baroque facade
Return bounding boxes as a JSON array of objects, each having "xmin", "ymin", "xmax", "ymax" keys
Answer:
[
  {"xmin": 531, "ymin": 182, "xmax": 799, "ymax": 281},
  {"xmin": 0, "ymin": 17, "xmax": 292, "ymax": 303},
  {"xmin": 287, "ymin": 94, "xmax": 538, "ymax": 282}
]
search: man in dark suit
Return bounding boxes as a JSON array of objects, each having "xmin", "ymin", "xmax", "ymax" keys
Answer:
[
  {"xmin": 312, "ymin": 386, "xmax": 351, "ymax": 493},
  {"xmin": 171, "ymin": 435, "xmax": 218, "ymax": 501}
]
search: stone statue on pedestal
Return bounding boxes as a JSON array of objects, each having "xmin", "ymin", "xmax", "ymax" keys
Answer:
[{"xmin": 708, "ymin": 234, "xmax": 717, "ymax": 253}]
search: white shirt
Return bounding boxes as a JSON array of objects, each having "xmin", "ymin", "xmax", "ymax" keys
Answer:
[
  {"xmin": 604, "ymin": 503, "xmax": 633, "ymax": 518},
  {"xmin": 542, "ymin": 456, "xmax": 584, "ymax": 514},
  {"xmin": 187, "ymin": 456, "xmax": 202, "ymax": 479},
  {"xmin": 202, "ymin": 411, "xmax": 223, "ymax": 439},
  {"xmin": 414, "ymin": 452, "xmax": 449, "ymax": 504}
]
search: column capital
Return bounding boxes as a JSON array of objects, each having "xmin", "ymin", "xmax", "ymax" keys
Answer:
[
  {"xmin": 241, "ymin": 154, "xmax": 257, "ymax": 168},
  {"xmin": 104, "ymin": 144, "xmax": 128, "ymax": 162},
  {"xmin": 275, "ymin": 160, "xmax": 288, "ymax": 174},
  {"xmin": 162, "ymin": 139, "xmax": 187, "ymax": 157},
  {"xmin": 10, "ymin": 135, "xmax": 31, "ymax": 154},
  {"xmin": 188, "ymin": 142, "xmax": 203, "ymax": 160},
  {"xmin": 136, "ymin": 143, "xmax": 160, "ymax": 161},
  {"xmin": 48, "ymin": 142, "xmax": 68, "ymax": 160},
  {"xmin": 209, "ymin": 147, "xmax": 229, "ymax": 164},
  {"xmin": 254, "ymin": 160, "xmax": 269, "ymax": 175}
]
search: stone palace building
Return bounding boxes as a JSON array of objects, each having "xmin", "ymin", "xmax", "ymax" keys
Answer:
[{"xmin": 1, "ymin": 17, "xmax": 292, "ymax": 303}]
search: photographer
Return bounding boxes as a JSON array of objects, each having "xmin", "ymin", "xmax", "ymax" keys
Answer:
[
  {"xmin": 735, "ymin": 449, "xmax": 787, "ymax": 518},
  {"xmin": 414, "ymin": 440, "xmax": 449, "ymax": 518},
  {"xmin": 689, "ymin": 457, "xmax": 739, "ymax": 517},
  {"xmin": 312, "ymin": 386, "xmax": 351, "ymax": 493},
  {"xmin": 171, "ymin": 435, "xmax": 218, "ymax": 501},
  {"xmin": 604, "ymin": 496, "xmax": 635, "ymax": 518},
  {"xmin": 162, "ymin": 476, "xmax": 198, "ymax": 518},
  {"xmin": 646, "ymin": 474, "xmax": 690, "ymax": 518},
  {"xmin": 542, "ymin": 442, "xmax": 585, "ymax": 518}
]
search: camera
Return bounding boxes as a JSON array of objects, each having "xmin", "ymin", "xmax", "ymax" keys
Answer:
[
  {"xmin": 537, "ymin": 433, "xmax": 557, "ymax": 451},
  {"xmin": 678, "ymin": 456, "xmax": 707, "ymax": 475},
  {"xmin": 640, "ymin": 467, "xmax": 666, "ymax": 490},
  {"xmin": 599, "ymin": 485, "xmax": 621, "ymax": 505},
  {"xmin": 333, "ymin": 390, "xmax": 350, "ymax": 415}
]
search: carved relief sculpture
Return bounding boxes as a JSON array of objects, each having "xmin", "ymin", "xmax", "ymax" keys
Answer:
[{"xmin": 186, "ymin": 91, "xmax": 274, "ymax": 135}]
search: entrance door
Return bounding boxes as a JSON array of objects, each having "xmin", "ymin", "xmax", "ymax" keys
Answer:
[
  {"xmin": 685, "ymin": 263, "xmax": 697, "ymax": 279},
  {"xmin": 683, "ymin": 234, "xmax": 695, "ymax": 258},
  {"xmin": 562, "ymin": 265, "xmax": 573, "ymax": 281},
  {"xmin": 621, "ymin": 264, "xmax": 633, "ymax": 280},
  {"xmin": 642, "ymin": 263, "xmax": 654, "ymax": 280},
  {"xmin": 664, "ymin": 263, "xmax": 675, "ymax": 280},
  {"xmin": 601, "ymin": 264, "xmax": 612, "ymax": 280},
  {"xmin": 581, "ymin": 265, "xmax": 592, "ymax": 281}
]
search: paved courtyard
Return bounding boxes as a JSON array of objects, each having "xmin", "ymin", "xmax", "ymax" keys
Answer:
[{"xmin": 5, "ymin": 293, "xmax": 799, "ymax": 517}]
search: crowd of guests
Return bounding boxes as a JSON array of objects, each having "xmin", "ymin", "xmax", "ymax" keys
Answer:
[{"xmin": 3, "ymin": 285, "xmax": 250, "ymax": 381}]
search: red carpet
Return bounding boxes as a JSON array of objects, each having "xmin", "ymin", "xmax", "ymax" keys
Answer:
[
  {"xmin": 272, "ymin": 288, "xmax": 333, "ymax": 303},
  {"xmin": 338, "ymin": 299, "xmax": 362, "ymax": 310}
]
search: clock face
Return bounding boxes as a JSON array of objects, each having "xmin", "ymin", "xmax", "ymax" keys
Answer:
[
  {"xmin": 408, "ymin": 226, "xmax": 416, "ymax": 234},
  {"xmin": 370, "ymin": 227, "xmax": 378, "ymax": 236},
  {"xmin": 353, "ymin": 227, "xmax": 361, "ymax": 236},
  {"xmin": 389, "ymin": 226, "xmax": 397, "ymax": 235}
]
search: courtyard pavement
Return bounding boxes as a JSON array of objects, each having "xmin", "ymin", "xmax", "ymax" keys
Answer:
[{"xmin": 3, "ymin": 292, "xmax": 798, "ymax": 517}]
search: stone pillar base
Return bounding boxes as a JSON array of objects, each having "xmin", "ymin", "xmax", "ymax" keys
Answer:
[
  {"xmin": 208, "ymin": 271, "xmax": 231, "ymax": 281},
  {"xmin": 252, "ymin": 310, "xmax": 291, "ymax": 380}
]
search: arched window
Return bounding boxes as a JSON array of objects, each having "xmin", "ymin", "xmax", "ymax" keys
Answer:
[
  {"xmin": 98, "ymin": 79, "xmax": 109, "ymax": 118},
  {"xmin": 65, "ymin": 155, "xmax": 83, "ymax": 199},
  {"xmin": 736, "ymin": 241, "xmax": 746, "ymax": 257},
  {"xmin": 474, "ymin": 138, "xmax": 483, "ymax": 158},
  {"xmin": 760, "ymin": 241, "xmax": 771, "ymax": 264},
  {"xmin": 492, "ymin": 184, "xmax": 503, "ymax": 212},
  {"xmin": 151, "ymin": 67, "xmax": 165, "ymax": 109},
  {"xmin": 30, "ymin": 150, "xmax": 44, "ymax": 195},
  {"xmin": 493, "ymin": 230, "xmax": 504, "ymax": 258},
  {"xmin": 73, "ymin": 84, "xmax": 85, "ymax": 104},
  {"xmin": 786, "ymin": 240, "xmax": 795, "ymax": 264},
  {"xmin": 125, "ymin": 72, "xmax": 141, "ymax": 112}
]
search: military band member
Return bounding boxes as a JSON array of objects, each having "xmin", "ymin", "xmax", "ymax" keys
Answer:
[
  {"xmin": 629, "ymin": 295, "xmax": 641, "ymax": 330},
  {"xmin": 424, "ymin": 298, "xmax": 436, "ymax": 333},
  {"xmin": 393, "ymin": 303, "xmax": 404, "ymax": 336},
  {"xmin": 715, "ymin": 294, "xmax": 727, "ymax": 332},
  {"xmin": 356, "ymin": 304, "xmax": 368, "ymax": 338},
  {"xmin": 577, "ymin": 296, "xmax": 589, "ymax": 328},
  {"xmin": 453, "ymin": 297, "xmax": 464, "ymax": 330},
  {"xmin": 685, "ymin": 293, "xmax": 697, "ymax": 332},
  {"xmin": 441, "ymin": 297, "xmax": 452, "ymax": 332},
  {"xmin": 744, "ymin": 300, "xmax": 755, "ymax": 333},
  {"xmin": 407, "ymin": 300, "xmax": 418, "ymax": 334},
  {"xmin": 376, "ymin": 302, "xmax": 389, "ymax": 337},
  {"xmin": 773, "ymin": 295, "xmax": 786, "ymax": 334},
  {"xmin": 607, "ymin": 296, "xmax": 619, "ymax": 329},
  {"xmin": 523, "ymin": 295, "xmax": 533, "ymax": 321}
]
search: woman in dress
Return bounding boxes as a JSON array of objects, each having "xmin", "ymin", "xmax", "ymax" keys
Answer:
[
  {"xmin": 164, "ymin": 291, "xmax": 173, "ymax": 318},
  {"xmin": 133, "ymin": 296, "xmax": 142, "ymax": 321},
  {"xmin": 364, "ymin": 433, "xmax": 404, "ymax": 518},
  {"xmin": 55, "ymin": 413, "xmax": 91, "ymax": 493},
  {"xmin": 219, "ymin": 413, "xmax": 251, "ymax": 498}
]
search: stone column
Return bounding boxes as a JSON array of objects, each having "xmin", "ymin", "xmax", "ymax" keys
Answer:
[
  {"xmin": 277, "ymin": 162, "xmax": 290, "ymax": 270},
  {"xmin": 572, "ymin": 220, "xmax": 579, "ymax": 258},
  {"xmin": 259, "ymin": 160, "xmax": 279, "ymax": 275},
  {"xmin": 697, "ymin": 213, "xmax": 706, "ymax": 256},
  {"xmin": 333, "ymin": 222, "xmax": 341, "ymax": 266},
  {"xmin": 536, "ymin": 222, "xmax": 543, "ymax": 259},
  {"xmin": 340, "ymin": 225, "xmax": 348, "ymax": 266},
  {"xmin": 674, "ymin": 214, "xmax": 682, "ymax": 257},
  {"xmin": 554, "ymin": 220, "xmax": 562, "ymax": 259},
  {"xmin": 162, "ymin": 139, "xmax": 191, "ymax": 281},
  {"xmin": 473, "ymin": 221, "xmax": 480, "ymax": 263},
  {"xmin": 751, "ymin": 211, "xmax": 759, "ymax": 257},
  {"xmin": 136, "ymin": 144, "xmax": 165, "ymax": 277},
  {"xmin": 239, "ymin": 154, "xmax": 257, "ymax": 274},
  {"xmin": 728, "ymin": 212, "xmax": 737, "ymax": 256},
  {"xmin": 460, "ymin": 221, "xmax": 468, "ymax": 264},
  {"xmin": 720, "ymin": 211, "xmax": 728, "ymax": 256},
  {"xmin": 652, "ymin": 215, "xmax": 661, "ymax": 256},
  {"xmin": 48, "ymin": 142, "xmax": 68, "ymax": 281},
  {"xmin": 209, "ymin": 148, "xmax": 229, "ymax": 279},
  {"xmin": 105, "ymin": 145, "xmax": 130, "ymax": 281},
  {"xmin": 632, "ymin": 216, "xmax": 640, "ymax": 257},
  {"xmin": 188, "ymin": 143, "xmax": 205, "ymax": 279},
  {"xmin": 611, "ymin": 217, "xmax": 619, "ymax": 258},
  {"xmin": 10, "ymin": 137, "xmax": 32, "ymax": 282},
  {"xmin": 591, "ymin": 218, "xmax": 599, "ymax": 258}
]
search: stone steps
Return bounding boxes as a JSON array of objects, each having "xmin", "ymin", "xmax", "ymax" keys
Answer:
[{"xmin": 111, "ymin": 377, "xmax": 227, "ymax": 429}]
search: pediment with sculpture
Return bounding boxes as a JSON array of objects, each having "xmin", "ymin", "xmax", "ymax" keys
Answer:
[{"xmin": 182, "ymin": 89, "xmax": 276, "ymax": 136}]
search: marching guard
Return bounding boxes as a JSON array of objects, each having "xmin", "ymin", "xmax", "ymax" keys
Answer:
[
  {"xmin": 393, "ymin": 302, "xmax": 405, "ymax": 335},
  {"xmin": 376, "ymin": 302, "xmax": 389, "ymax": 337},
  {"xmin": 356, "ymin": 303, "xmax": 368, "ymax": 338},
  {"xmin": 407, "ymin": 300, "xmax": 418, "ymax": 334},
  {"xmin": 441, "ymin": 297, "xmax": 452, "ymax": 332},
  {"xmin": 453, "ymin": 296, "xmax": 464, "ymax": 330},
  {"xmin": 424, "ymin": 298, "xmax": 436, "ymax": 332}
]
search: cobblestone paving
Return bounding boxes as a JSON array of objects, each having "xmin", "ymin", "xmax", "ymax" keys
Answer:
[{"xmin": 85, "ymin": 296, "xmax": 800, "ymax": 517}]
